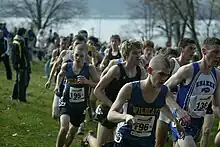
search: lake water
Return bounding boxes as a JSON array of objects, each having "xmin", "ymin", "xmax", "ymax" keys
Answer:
[{"xmin": 2, "ymin": 17, "xmax": 220, "ymax": 46}]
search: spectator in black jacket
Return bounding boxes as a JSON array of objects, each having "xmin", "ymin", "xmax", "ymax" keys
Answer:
[
  {"xmin": 0, "ymin": 30, "xmax": 12, "ymax": 80},
  {"xmin": 11, "ymin": 28, "xmax": 31, "ymax": 102}
]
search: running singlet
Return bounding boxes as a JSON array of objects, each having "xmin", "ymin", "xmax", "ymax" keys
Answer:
[
  {"xmin": 171, "ymin": 62, "xmax": 217, "ymax": 141},
  {"xmin": 105, "ymin": 63, "xmax": 141, "ymax": 102},
  {"xmin": 171, "ymin": 57, "xmax": 180, "ymax": 75},
  {"xmin": 115, "ymin": 81, "xmax": 168, "ymax": 147},
  {"xmin": 107, "ymin": 48, "xmax": 121, "ymax": 60},
  {"xmin": 176, "ymin": 62, "xmax": 217, "ymax": 118},
  {"xmin": 59, "ymin": 62, "xmax": 90, "ymax": 111}
]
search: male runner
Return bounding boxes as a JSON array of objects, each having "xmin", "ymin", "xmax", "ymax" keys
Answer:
[
  {"xmin": 156, "ymin": 38, "xmax": 196, "ymax": 147},
  {"xmin": 45, "ymin": 35, "xmax": 86, "ymax": 119},
  {"xmin": 107, "ymin": 55, "xmax": 189, "ymax": 147},
  {"xmin": 85, "ymin": 40, "xmax": 146, "ymax": 147},
  {"xmin": 55, "ymin": 44, "xmax": 99, "ymax": 147},
  {"xmin": 45, "ymin": 35, "xmax": 86, "ymax": 89},
  {"xmin": 165, "ymin": 37, "xmax": 220, "ymax": 147},
  {"xmin": 100, "ymin": 35, "xmax": 121, "ymax": 71},
  {"xmin": 139, "ymin": 40, "xmax": 154, "ymax": 69}
]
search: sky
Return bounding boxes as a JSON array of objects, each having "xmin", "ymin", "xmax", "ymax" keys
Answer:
[{"xmin": 1, "ymin": 0, "xmax": 216, "ymax": 47}]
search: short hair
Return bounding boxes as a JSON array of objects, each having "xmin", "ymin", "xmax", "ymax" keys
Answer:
[
  {"xmin": 73, "ymin": 44, "xmax": 88, "ymax": 52},
  {"xmin": 203, "ymin": 37, "xmax": 220, "ymax": 46},
  {"xmin": 178, "ymin": 38, "xmax": 195, "ymax": 48},
  {"xmin": 110, "ymin": 35, "xmax": 121, "ymax": 43},
  {"xmin": 143, "ymin": 40, "xmax": 154, "ymax": 48},
  {"xmin": 150, "ymin": 54, "xmax": 171, "ymax": 69},
  {"xmin": 17, "ymin": 28, "xmax": 26, "ymax": 36},
  {"xmin": 88, "ymin": 36, "xmax": 99, "ymax": 44},
  {"xmin": 164, "ymin": 48, "xmax": 178, "ymax": 57},
  {"xmin": 78, "ymin": 30, "xmax": 88, "ymax": 38},
  {"xmin": 120, "ymin": 40, "xmax": 142, "ymax": 59},
  {"xmin": 73, "ymin": 35, "xmax": 86, "ymax": 42}
]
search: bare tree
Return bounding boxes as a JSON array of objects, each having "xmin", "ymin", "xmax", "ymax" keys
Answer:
[
  {"xmin": 0, "ymin": 0, "xmax": 87, "ymax": 30},
  {"xmin": 196, "ymin": 0, "xmax": 220, "ymax": 37},
  {"xmin": 147, "ymin": 0, "xmax": 176, "ymax": 45},
  {"xmin": 126, "ymin": 0, "xmax": 156, "ymax": 40},
  {"xmin": 144, "ymin": 0, "xmax": 186, "ymax": 46},
  {"xmin": 170, "ymin": 0, "xmax": 202, "ymax": 58}
]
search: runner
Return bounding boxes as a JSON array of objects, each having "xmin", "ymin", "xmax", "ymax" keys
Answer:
[
  {"xmin": 84, "ymin": 40, "xmax": 146, "ymax": 147},
  {"xmin": 45, "ymin": 35, "xmax": 86, "ymax": 89},
  {"xmin": 107, "ymin": 55, "xmax": 189, "ymax": 147},
  {"xmin": 165, "ymin": 37, "xmax": 220, "ymax": 147},
  {"xmin": 156, "ymin": 38, "xmax": 196, "ymax": 147},
  {"xmin": 100, "ymin": 35, "xmax": 121, "ymax": 71},
  {"xmin": 139, "ymin": 40, "xmax": 154, "ymax": 69},
  {"xmin": 44, "ymin": 37, "xmax": 68, "ymax": 119},
  {"xmin": 55, "ymin": 44, "xmax": 99, "ymax": 147}
]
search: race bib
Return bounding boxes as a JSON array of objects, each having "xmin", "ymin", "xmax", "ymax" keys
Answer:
[
  {"xmin": 69, "ymin": 87, "xmax": 85, "ymax": 103},
  {"xmin": 59, "ymin": 97, "xmax": 66, "ymax": 107},
  {"xmin": 131, "ymin": 115, "xmax": 155, "ymax": 137},
  {"xmin": 188, "ymin": 95, "xmax": 212, "ymax": 117}
]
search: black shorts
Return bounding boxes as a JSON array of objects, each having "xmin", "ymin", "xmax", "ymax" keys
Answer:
[
  {"xmin": 94, "ymin": 104, "xmax": 117, "ymax": 129},
  {"xmin": 60, "ymin": 107, "xmax": 85, "ymax": 127},
  {"xmin": 206, "ymin": 102, "xmax": 213, "ymax": 114}
]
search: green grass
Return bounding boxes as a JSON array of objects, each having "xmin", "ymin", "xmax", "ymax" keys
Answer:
[
  {"xmin": 0, "ymin": 62, "xmax": 96, "ymax": 147},
  {"xmin": 0, "ymin": 62, "xmax": 219, "ymax": 147}
]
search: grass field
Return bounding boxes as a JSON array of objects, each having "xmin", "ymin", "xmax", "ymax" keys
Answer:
[{"xmin": 0, "ymin": 62, "xmax": 219, "ymax": 147}]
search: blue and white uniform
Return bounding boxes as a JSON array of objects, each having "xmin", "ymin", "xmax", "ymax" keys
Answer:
[
  {"xmin": 171, "ymin": 62, "xmax": 217, "ymax": 141},
  {"xmin": 114, "ymin": 81, "xmax": 168, "ymax": 147}
]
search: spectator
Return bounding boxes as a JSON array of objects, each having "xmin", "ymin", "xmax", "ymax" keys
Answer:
[
  {"xmin": 11, "ymin": 27, "xmax": 30, "ymax": 103},
  {"xmin": 0, "ymin": 30, "xmax": 12, "ymax": 80},
  {"xmin": 35, "ymin": 29, "xmax": 46, "ymax": 61}
]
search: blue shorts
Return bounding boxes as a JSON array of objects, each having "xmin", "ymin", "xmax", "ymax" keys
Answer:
[
  {"xmin": 171, "ymin": 117, "xmax": 204, "ymax": 142},
  {"xmin": 113, "ymin": 132, "xmax": 154, "ymax": 147}
]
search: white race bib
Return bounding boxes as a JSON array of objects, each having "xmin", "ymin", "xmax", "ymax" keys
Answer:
[
  {"xmin": 59, "ymin": 97, "xmax": 66, "ymax": 107},
  {"xmin": 69, "ymin": 87, "xmax": 85, "ymax": 103},
  {"xmin": 131, "ymin": 115, "xmax": 155, "ymax": 137},
  {"xmin": 188, "ymin": 95, "xmax": 212, "ymax": 117}
]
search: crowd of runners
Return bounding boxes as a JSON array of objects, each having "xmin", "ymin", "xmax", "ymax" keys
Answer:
[{"xmin": 4, "ymin": 25, "xmax": 220, "ymax": 147}]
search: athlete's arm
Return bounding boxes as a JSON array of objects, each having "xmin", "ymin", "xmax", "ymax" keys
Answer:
[
  {"xmin": 165, "ymin": 64, "xmax": 193, "ymax": 90},
  {"xmin": 161, "ymin": 104, "xmax": 180, "ymax": 123},
  {"xmin": 166, "ymin": 90, "xmax": 191, "ymax": 124},
  {"xmin": 161, "ymin": 104, "xmax": 185, "ymax": 138},
  {"xmin": 212, "ymin": 69, "xmax": 220, "ymax": 118},
  {"xmin": 94, "ymin": 65, "xmax": 120, "ymax": 107},
  {"xmin": 100, "ymin": 48, "xmax": 110, "ymax": 71},
  {"xmin": 87, "ymin": 64, "xmax": 100, "ymax": 87},
  {"xmin": 50, "ymin": 49, "xmax": 58, "ymax": 67},
  {"xmin": 101, "ymin": 59, "xmax": 117, "ymax": 77},
  {"xmin": 107, "ymin": 83, "xmax": 133, "ymax": 123},
  {"xmin": 47, "ymin": 50, "xmax": 66, "ymax": 83},
  {"xmin": 54, "ymin": 63, "xmax": 67, "ymax": 92}
]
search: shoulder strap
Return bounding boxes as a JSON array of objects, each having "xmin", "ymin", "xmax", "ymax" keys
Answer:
[
  {"xmin": 130, "ymin": 81, "xmax": 140, "ymax": 103},
  {"xmin": 136, "ymin": 66, "xmax": 141, "ymax": 80},
  {"xmin": 211, "ymin": 67, "xmax": 217, "ymax": 81},
  {"xmin": 160, "ymin": 85, "xmax": 169, "ymax": 97},
  {"xmin": 13, "ymin": 40, "xmax": 22, "ymax": 58},
  {"xmin": 159, "ymin": 85, "xmax": 169, "ymax": 105},
  {"xmin": 118, "ymin": 63, "xmax": 126, "ymax": 78},
  {"xmin": 192, "ymin": 62, "xmax": 200, "ymax": 77}
]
